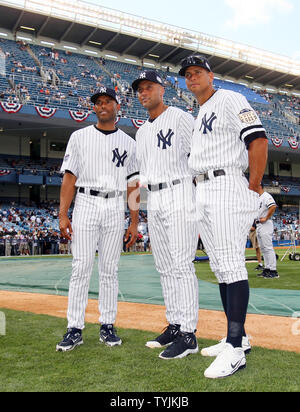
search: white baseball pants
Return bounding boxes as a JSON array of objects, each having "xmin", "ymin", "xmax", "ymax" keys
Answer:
[
  {"xmin": 196, "ymin": 172, "xmax": 259, "ymax": 284},
  {"xmin": 67, "ymin": 192, "xmax": 124, "ymax": 330},
  {"xmin": 147, "ymin": 181, "xmax": 199, "ymax": 333},
  {"xmin": 256, "ymin": 221, "xmax": 277, "ymax": 271}
]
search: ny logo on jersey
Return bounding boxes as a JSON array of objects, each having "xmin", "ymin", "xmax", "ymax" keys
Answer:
[
  {"xmin": 112, "ymin": 148, "xmax": 128, "ymax": 167},
  {"xmin": 200, "ymin": 112, "xmax": 217, "ymax": 134},
  {"xmin": 157, "ymin": 129, "xmax": 174, "ymax": 150}
]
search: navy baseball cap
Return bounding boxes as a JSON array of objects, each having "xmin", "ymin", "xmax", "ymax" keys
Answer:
[
  {"xmin": 179, "ymin": 54, "xmax": 212, "ymax": 77},
  {"xmin": 132, "ymin": 70, "xmax": 164, "ymax": 91},
  {"xmin": 91, "ymin": 87, "xmax": 121, "ymax": 104}
]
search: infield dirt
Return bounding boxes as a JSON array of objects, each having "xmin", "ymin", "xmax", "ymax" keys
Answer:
[{"xmin": 0, "ymin": 290, "xmax": 299, "ymax": 353}]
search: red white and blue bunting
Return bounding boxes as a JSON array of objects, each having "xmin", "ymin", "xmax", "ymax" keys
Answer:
[
  {"xmin": 288, "ymin": 137, "xmax": 299, "ymax": 150},
  {"xmin": 131, "ymin": 119, "xmax": 146, "ymax": 129},
  {"xmin": 0, "ymin": 169, "xmax": 11, "ymax": 176},
  {"xmin": 69, "ymin": 110, "xmax": 91, "ymax": 123},
  {"xmin": 35, "ymin": 106, "xmax": 57, "ymax": 119},
  {"xmin": 0, "ymin": 101, "xmax": 23, "ymax": 113},
  {"xmin": 271, "ymin": 137, "xmax": 283, "ymax": 148}
]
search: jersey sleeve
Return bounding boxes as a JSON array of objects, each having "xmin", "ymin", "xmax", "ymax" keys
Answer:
[
  {"xmin": 60, "ymin": 134, "xmax": 79, "ymax": 177},
  {"xmin": 225, "ymin": 92, "xmax": 267, "ymax": 148},
  {"xmin": 265, "ymin": 193, "xmax": 277, "ymax": 208},
  {"xmin": 179, "ymin": 111, "xmax": 195, "ymax": 155},
  {"xmin": 126, "ymin": 140, "xmax": 140, "ymax": 183}
]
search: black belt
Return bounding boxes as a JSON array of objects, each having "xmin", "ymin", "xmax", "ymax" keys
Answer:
[
  {"xmin": 148, "ymin": 179, "xmax": 181, "ymax": 192},
  {"xmin": 194, "ymin": 169, "xmax": 226, "ymax": 184},
  {"xmin": 79, "ymin": 187, "xmax": 121, "ymax": 199}
]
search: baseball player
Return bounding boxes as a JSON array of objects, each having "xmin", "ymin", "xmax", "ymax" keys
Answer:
[
  {"xmin": 256, "ymin": 184, "xmax": 279, "ymax": 278},
  {"xmin": 56, "ymin": 87, "xmax": 140, "ymax": 352},
  {"xmin": 131, "ymin": 70, "xmax": 199, "ymax": 360},
  {"xmin": 249, "ymin": 221, "xmax": 263, "ymax": 271},
  {"xmin": 179, "ymin": 55, "xmax": 268, "ymax": 378}
]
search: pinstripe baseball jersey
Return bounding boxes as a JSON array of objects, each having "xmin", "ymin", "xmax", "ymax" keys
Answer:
[
  {"xmin": 60, "ymin": 125, "xmax": 139, "ymax": 191},
  {"xmin": 256, "ymin": 191, "xmax": 277, "ymax": 271},
  {"xmin": 257, "ymin": 192, "xmax": 276, "ymax": 220},
  {"xmin": 189, "ymin": 89, "xmax": 267, "ymax": 173},
  {"xmin": 135, "ymin": 107, "xmax": 194, "ymax": 184}
]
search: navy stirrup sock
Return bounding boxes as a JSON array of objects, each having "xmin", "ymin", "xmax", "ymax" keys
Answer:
[{"xmin": 219, "ymin": 281, "xmax": 249, "ymax": 348}]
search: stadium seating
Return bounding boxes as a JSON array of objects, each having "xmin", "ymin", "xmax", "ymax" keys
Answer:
[
  {"xmin": 0, "ymin": 202, "xmax": 151, "ymax": 255},
  {"xmin": 0, "ymin": 200, "xmax": 298, "ymax": 256},
  {"xmin": 1, "ymin": 37, "xmax": 299, "ymax": 143},
  {"xmin": 0, "ymin": 37, "xmax": 299, "ymax": 142},
  {"xmin": 0, "ymin": 36, "xmax": 299, "ymax": 251}
]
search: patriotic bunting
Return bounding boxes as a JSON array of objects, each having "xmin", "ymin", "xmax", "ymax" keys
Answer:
[
  {"xmin": 69, "ymin": 110, "xmax": 91, "ymax": 122},
  {"xmin": 131, "ymin": 119, "xmax": 146, "ymax": 129},
  {"xmin": 0, "ymin": 101, "xmax": 23, "ymax": 113},
  {"xmin": 35, "ymin": 106, "xmax": 57, "ymax": 119},
  {"xmin": 271, "ymin": 137, "xmax": 283, "ymax": 148},
  {"xmin": 288, "ymin": 137, "xmax": 299, "ymax": 150},
  {"xmin": 0, "ymin": 169, "xmax": 11, "ymax": 176}
]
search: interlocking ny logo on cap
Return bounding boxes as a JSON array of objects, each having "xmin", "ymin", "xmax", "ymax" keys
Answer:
[
  {"xmin": 140, "ymin": 72, "xmax": 147, "ymax": 79},
  {"xmin": 99, "ymin": 87, "xmax": 107, "ymax": 93}
]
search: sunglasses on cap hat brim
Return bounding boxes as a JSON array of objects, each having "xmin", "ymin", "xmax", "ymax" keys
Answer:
[{"xmin": 179, "ymin": 55, "xmax": 212, "ymax": 76}]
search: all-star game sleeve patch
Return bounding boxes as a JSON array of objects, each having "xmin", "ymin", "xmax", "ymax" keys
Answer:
[{"xmin": 238, "ymin": 109, "xmax": 258, "ymax": 124}]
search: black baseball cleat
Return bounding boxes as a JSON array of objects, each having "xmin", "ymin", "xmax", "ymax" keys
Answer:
[
  {"xmin": 264, "ymin": 270, "xmax": 280, "ymax": 279},
  {"xmin": 145, "ymin": 324, "xmax": 181, "ymax": 348},
  {"xmin": 100, "ymin": 324, "xmax": 122, "ymax": 347},
  {"xmin": 255, "ymin": 264, "xmax": 264, "ymax": 271},
  {"xmin": 257, "ymin": 268, "xmax": 270, "ymax": 278},
  {"xmin": 56, "ymin": 328, "xmax": 83, "ymax": 352},
  {"xmin": 159, "ymin": 331, "xmax": 199, "ymax": 359}
]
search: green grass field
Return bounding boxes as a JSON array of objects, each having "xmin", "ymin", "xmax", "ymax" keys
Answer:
[
  {"xmin": 194, "ymin": 248, "xmax": 300, "ymax": 290},
  {"xmin": 0, "ymin": 309, "xmax": 299, "ymax": 393},
  {"xmin": 0, "ymin": 247, "xmax": 299, "ymax": 393}
]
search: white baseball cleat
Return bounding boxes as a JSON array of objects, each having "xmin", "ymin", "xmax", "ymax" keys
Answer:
[
  {"xmin": 201, "ymin": 336, "xmax": 251, "ymax": 357},
  {"xmin": 204, "ymin": 343, "xmax": 246, "ymax": 379}
]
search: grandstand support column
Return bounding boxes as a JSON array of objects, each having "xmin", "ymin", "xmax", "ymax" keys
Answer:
[
  {"xmin": 18, "ymin": 183, "xmax": 21, "ymax": 206},
  {"xmin": 29, "ymin": 186, "xmax": 40, "ymax": 207}
]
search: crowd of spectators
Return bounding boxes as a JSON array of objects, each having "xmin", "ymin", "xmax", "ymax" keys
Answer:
[
  {"xmin": 273, "ymin": 209, "xmax": 299, "ymax": 242},
  {"xmin": 0, "ymin": 200, "xmax": 298, "ymax": 257},
  {"xmin": 1, "ymin": 38, "xmax": 299, "ymax": 135},
  {"xmin": 0, "ymin": 200, "xmax": 62, "ymax": 256},
  {"xmin": 0, "ymin": 202, "xmax": 151, "ymax": 256}
]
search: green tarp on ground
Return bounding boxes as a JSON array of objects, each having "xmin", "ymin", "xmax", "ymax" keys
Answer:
[{"xmin": 0, "ymin": 255, "xmax": 299, "ymax": 318}]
